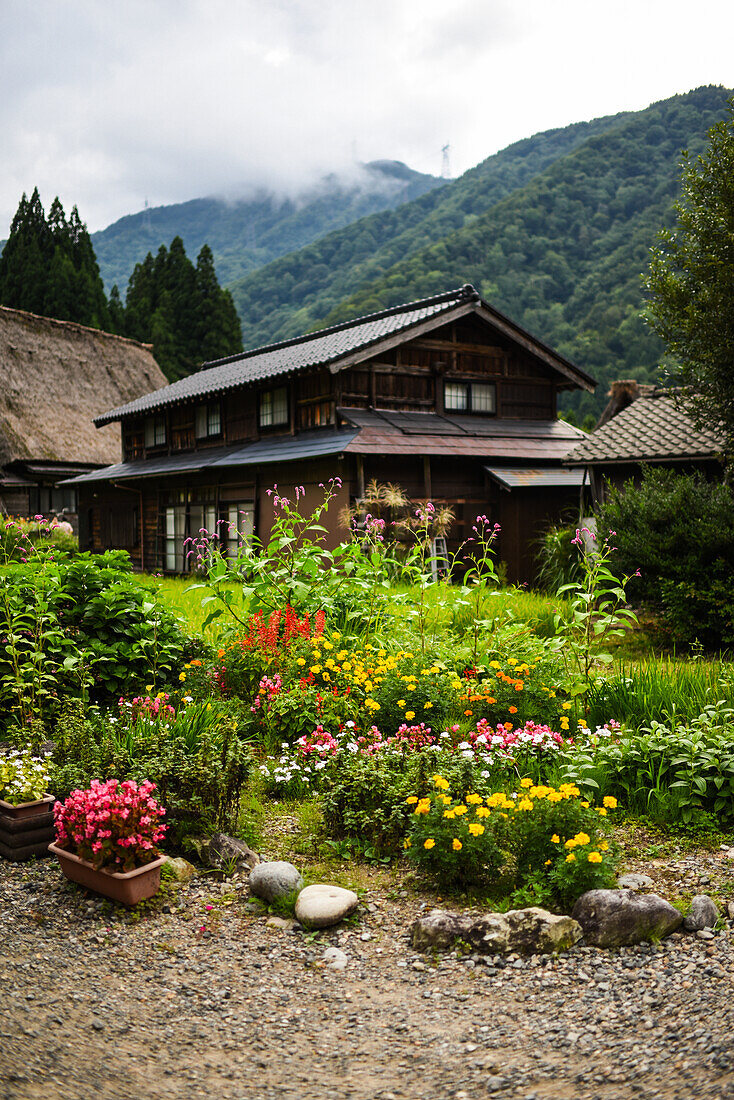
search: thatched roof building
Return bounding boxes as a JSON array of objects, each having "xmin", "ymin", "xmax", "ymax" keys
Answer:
[{"xmin": 0, "ymin": 306, "xmax": 166, "ymax": 521}]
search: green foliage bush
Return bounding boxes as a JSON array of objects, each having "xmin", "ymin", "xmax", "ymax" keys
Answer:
[
  {"xmin": 560, "ymin": 705, "xmax": 734, "ymax": 825},
  {"xmin": 50, "ymin": 698, "xmax": 251, "ymax": 842},
  {"xmin": 597, "ymin": 468, "xmax": 734, "ymax": 648},
  {"xmin": 0, "ymin": 550, "xmax": 193, "ymax": 732}
]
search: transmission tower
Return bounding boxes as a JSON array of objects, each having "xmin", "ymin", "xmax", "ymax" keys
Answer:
[{"xmin": 441, "ymin": 143, "xmax": 451, "ymax": 179}]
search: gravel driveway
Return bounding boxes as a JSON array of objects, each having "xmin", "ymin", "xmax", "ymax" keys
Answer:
[{"xmin": 2, "ymin": 856, "xmax": 733, "ymax": 1100}]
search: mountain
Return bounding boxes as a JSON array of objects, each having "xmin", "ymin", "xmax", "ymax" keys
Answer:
[
  {"xmin": 226, "ymin": 86, "xmax": 732, "ymax": 419},
  {"xmin": 91, "ymin": 161, "xmax": 444, "ymax": 292}
]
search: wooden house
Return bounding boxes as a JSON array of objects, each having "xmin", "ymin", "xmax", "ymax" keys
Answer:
[
  {"xmin": 67, "ymin": 285, "xmax": 595, "ymax": 583},
  {"xmin": 0, "ymin": 305, "xmax": 166, "ymax": 530},
  {"xmin": 564, "ymin": 380, "xmax": 727, "ymax": 505}
]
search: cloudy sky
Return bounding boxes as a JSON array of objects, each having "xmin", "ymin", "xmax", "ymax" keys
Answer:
[{"xmin": 1, "ymin": 0, "xmax": 732, "ymax": 233}]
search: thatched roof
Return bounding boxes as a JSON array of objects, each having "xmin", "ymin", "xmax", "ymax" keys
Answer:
[{"xmin": 0, "ymin": 306, "xmax": 166, "ymax": 466}]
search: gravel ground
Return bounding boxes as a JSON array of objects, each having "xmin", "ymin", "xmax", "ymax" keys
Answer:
[{"xmin": 2, "ymin": 852, "xmax": 734, "ymax": 1100}]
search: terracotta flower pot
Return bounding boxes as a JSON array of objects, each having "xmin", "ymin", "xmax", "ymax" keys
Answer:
[
  {"xmin": 48, "ymin": 842, "xmax": 166, "ymax": 906},
  {"xmin": 0, "ymin": 794, "xmax": 55, "ymax": 861}
]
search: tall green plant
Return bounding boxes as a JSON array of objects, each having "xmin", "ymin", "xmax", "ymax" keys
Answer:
[{"xmin": 550, "ymin": 527, "xmax": 638, "ymax": 708}]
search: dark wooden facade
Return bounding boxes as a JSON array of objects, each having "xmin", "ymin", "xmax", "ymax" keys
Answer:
[{"xmin": 76, "ymin": 292, "xmax": 593, "ymax": 585}]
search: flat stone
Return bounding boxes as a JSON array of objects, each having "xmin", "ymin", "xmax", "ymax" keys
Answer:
[
  {"xmin": 411, "ymin": 907, "xmax": 581, "ymax": 956},
  {"xmin": 294, "ymin": 884, "xmax": 359, "ymax": 929},
  {"xmin": 163, "ymin": 856, "xmax": 198, "ymax": 883},
  {"xmin": 265, "ymin": 916, "xmax": 296, "ymax": 931},
  {"xmin": 249, "ymin": 861, "xmax": 304, "ymax": 903},
  {"xmin": 617, "ymin": 873, "xmax": 654, "ymax": 890},
  {"xmin": 683, "ymin": 895, "xmax": 720, "ymax": 932},
  {"xmin": 322, "ymin": 947, "xmax": 348, "ymax": 971},
  {"xmin": 727, "ymin": 901, "xmax": 734, "ymax": 921},
  {"xmin": 572, "ymin": 890, "xmax": 683, "ymax": 947}
]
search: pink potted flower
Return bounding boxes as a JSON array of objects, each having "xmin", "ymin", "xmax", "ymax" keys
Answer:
[{"xmin": 49, "ymin": 779, "xmax": 167, "ymax": 905}]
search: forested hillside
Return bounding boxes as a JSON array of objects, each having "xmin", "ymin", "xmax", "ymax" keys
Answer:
[
  {"xmin": 92, "ymin": 161, "xmax": 443, "ymax": 293},
  {"xmin": 228, "ymin": 86, "xmax": 732, "ymax": 418}
]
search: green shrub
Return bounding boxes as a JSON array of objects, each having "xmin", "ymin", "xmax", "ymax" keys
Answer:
[
  {"xmin": 596, "ymin": 468, "xmax": 734, "ymax": 648},
  {"xmin": 50, "ymin": 698, "xmax": 251, "ymax": 843},
  {"xmin": 0, "ymin": 550, "xmax": 193, "ymax": 731},
  {"xmin": 557, "ymin": 705, "xmax": 734, "ymax": 824}
]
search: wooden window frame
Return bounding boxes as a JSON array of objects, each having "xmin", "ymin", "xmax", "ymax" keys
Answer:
[
  {"xmin": 259, "ymin": 386, "xmax": 289, "ymax": 430},
  {"xmin": 444, "ymin": 380, "xmax": 497, "ymax": 416}
]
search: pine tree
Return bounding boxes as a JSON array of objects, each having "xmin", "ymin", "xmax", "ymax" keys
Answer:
[
  {"xmin": 0, "ymin": 188, "xmax": 50, "ymax": 314},
  {"xmin": 121, "ymin": 237, "xmax": 242, "ymax": 379}
]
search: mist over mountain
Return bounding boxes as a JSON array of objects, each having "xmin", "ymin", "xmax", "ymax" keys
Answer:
[
  {"xmin": 91, "ymin": 161, "xmax": 444, "ymax": 292},
  {"xmin": 226, "ymin": 85, "xmax": 731, "ymax": 418}
]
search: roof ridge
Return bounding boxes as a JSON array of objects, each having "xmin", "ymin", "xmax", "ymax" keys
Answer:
[
  {"xmin": 0, "ymin": 303, "xmax": 155, "ymax": 353},
  {"xmin": 199, "ymin": 284, "xmax": 480, "ymax": 370}
]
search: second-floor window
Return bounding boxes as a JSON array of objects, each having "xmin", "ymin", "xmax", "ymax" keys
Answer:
[
  {"xmin": 444, "ymin": 381, "xmax": 496, "ymax": 415},
  {"xmin": 144, "ymin": 414, "xmax": 167, "ymax": 448},
  {"xmin": 195, "ymin": 401, "xmax": 222, "ymax": 439},
  {"xmin": 259, "ymin": 386, "xmax": 288, "ymax": 428}
]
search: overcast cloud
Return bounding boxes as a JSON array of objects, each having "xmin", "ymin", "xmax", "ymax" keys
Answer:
[{"xmin": 1, "ymin": 0, "xmax": 733, "ymax": 233}]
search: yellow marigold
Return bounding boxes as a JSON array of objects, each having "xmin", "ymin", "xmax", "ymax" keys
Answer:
[
  {"xmin": 432, "ymin": 775, "xmax": 450, "ymax": 790},
  {"xmin": 468, "ymin": 823, "xmax": 485, "ymax": 837},
  {"xmin": 560, "ymin": 718, "xmax": 570, "ymax": 731},
  {"xmin": 466, "ymin": 793, "xmax": 483, "ymax": 805},
  {"xmin": 562, "ymin": 702, "xmax": 572, "ymax": 710},
  {"xmin": 597, "ymin": 807, "xmax": 608, "ymax": 816},
  {"xmin": 453, "ymin": 804, "xmax": 468, "ymax": 816},
  {"xmin": 581, "ymin": 801, "xmax": 590, "ymax": 808},
  {"xmin": 406, "ymin": 796, "xmax": 418, "ymax": 805},
  {"xmin": 573, "ymin": 832, "xmax": 591, "ymax": 846},
  {"xmin": 179, "ymin": 672, "xmax": 186, "ymax": 681},
  {"xmin": 519, "ymin": 778, "xmax": 533, "ymax": 789},
  {"xmin": 452, "ymin": 838, "xmax": 463, "ymax": 851},
  {"xmin": 403, "ymin": 838, "xmax": 412, "ymax": 849},
  {"xmin": 530, "ymin": 786, "xmax": 549, "ymax": 799},
  {"xmin": 476, "ymin": 807, "xmax": 490, "ymax": 818},
  {"xmin": 310, "ymin": 665, "xmax": 321, "ymax": 675},
  {"xmin": 587, "ymin": 851, "xmax": 603, "ymax": 863},
  {"xmin": 551, "ymin": 834, "xmax": 560, "ymax": 844},
  {"xmin": 397, "ymin": 699, "xmax": 406, "ymax": 707},
  {"xmin": 414, "ymin": 799, "xmax": 431, "ymax": 815},
  {"xmin": 547, "ymin": 791, "xmax": 563, "ymax": 803},
  {"xmin": 296, "ymin": 657, "xmax": 306, "ymax": 666},
  {"xmin": 424, "ymin": 702, "xmax": 433, "ymax": 709},
  {"xmin": 599, "ymin": 841, "xmax": 610, "ymax": 852},
  {"xmin": 603, "ymin": 796, "xmax": 618, "ymax": 809},
  {"xmin": 486, "ymin": 793, "xmax": 506, "ymax": 807},
  {"xmin": 565, "ymin": 853, "xmax": 576, "ymax": 863},
  {"xmin": 405, "ymin": 711, "xmax": 415, "ymax": 721},
  {"xmin": 516, "ymin": 798, "xmax": 534, "ymax": 812},
  {"xmin": 443, "ymin": 809, "xmax": 456, "ymax": 820},
  {"xmin": 544, "ymin": 859, "xmax": 552, "ymax": 866},
  {"xmin": 564, "ymin": 838, "xmax": 577, "ymax": 849},
  {"xmin": 424, "ymin": 838, "xmax": 435, "ymax": 850},
  {"xmin": 438, "ymin": 794, "xmax": 452, "ymax": 805}
]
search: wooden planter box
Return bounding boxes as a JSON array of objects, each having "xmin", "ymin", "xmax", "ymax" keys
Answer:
[
  {"xmin": 48, "ymin": 843, "xmax": 166, "ymax": 906},
  {"xmin": 0, "ymin": 794, "xmax": 55, "ymax": 861}
]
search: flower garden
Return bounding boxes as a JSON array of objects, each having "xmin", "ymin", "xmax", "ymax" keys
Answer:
[{"xmin": 1, "ymin": 489, "xmax": 733, "ymax": 916}]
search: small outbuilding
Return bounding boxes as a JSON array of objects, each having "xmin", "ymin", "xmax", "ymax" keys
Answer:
[{"xmin": 564, "ymin": 380, "xmax": 727, "ymax": 504}]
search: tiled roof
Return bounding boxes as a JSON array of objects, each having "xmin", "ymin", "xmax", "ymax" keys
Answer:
[
  {"xmin": 61, "ymin": 430, "xmax": 359, "ymax": 485},
  {"xmin": 95, "ymin": 284, "xmax": 595, "ymax": 426},
  {"xmin": 484, "ymin": 465, "xmax": 585, "ymax": 489},
  {"xmin": 565, "ymin": 391, "xmax": 725, "ymax": 465},
  {"xmin": 341, "ymin": 409, "xmax": 585, "ymax": 461}
]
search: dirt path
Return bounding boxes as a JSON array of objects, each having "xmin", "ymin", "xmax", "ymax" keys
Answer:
[{"xmin": 2, "ymin": 856, "xmax": 734, "ymax": 1100}]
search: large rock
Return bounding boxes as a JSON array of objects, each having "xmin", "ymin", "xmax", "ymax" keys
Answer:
[
  {"xmin": 683, "ymin": 895, "xmax": 720, "ymax": 932},
  {"xmin": 572, "ymin": 889, "xmax": 683, "ymax": 947},
  {"xmin": 411, "ymin": 907, "xmax": 581, "ymax": 956},
  {"xmin": 294, "ymin": 884, "xmax": 359, "ymax": 929},
  {"xmin": 206, "ymin": 833, "xmax": 260, "ymax": 873},
  {"xmin": 249, "ymin": 861, "xmax": 304, "ymax": 903}
]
